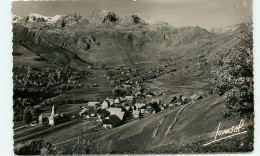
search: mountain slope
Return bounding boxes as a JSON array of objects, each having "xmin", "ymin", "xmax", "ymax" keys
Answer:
[
  {"xmin": 13, "ymin": 24, "xmax": 91, "ymax": 68},
  {"xmin": 68, "ymin": 95, "xmax": 252, "ymax": 154},
  {"xmin": 13, "ymin": 11, "xmax": 245, "ymax": 68}
]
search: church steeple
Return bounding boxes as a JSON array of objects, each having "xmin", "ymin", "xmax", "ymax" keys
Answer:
[{"xmin": 51, "ymin": 105, "xmax": 55, "ymax": 116}]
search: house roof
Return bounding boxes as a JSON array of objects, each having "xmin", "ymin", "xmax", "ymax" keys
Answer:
[
  {"xmin": 150, "ymin": 103, "xmax": 161, "ymax": 112},
  {"xmin": 169, "ymin": 96, "xmax": 177, "ymax": 103},
  {"xmin": 135, "ymin": 103, "xmax": 146, "ymax": 109},
  {"xmin": 108, "ymin": 107, "xmax": 125, "ymax": 120},
  {"xmin": 103, "ymin": 115, "xmax": 122, "ymax": 126},
  {"xmin": 109, "ymin": 115, "xmax": 122, "ymax": 125},
  {"xmin": 159, "ymin": 105, "xmax": 166, "ymax": 109},
  {"xmin": 125, "ymin": 106, "xmax": 130, "ymax": 111},
  {"xmin": 102, "ymin": 119, "xmax": 112, "ymax": 125},
  {"xmin": 151, "ymin": 99, "xmax": 160, "ymax": 103},
  {"xmin": 40, "ymin": 113, "xmax": 51, "ymax": 118},
  {"xmin": 102, "ymin": 100, "xmax": 110, "ymax": 105},
  {"xmin": 79, "ymin": 108, "xmax": 90, "ymax": 116},
  {"xmin": 182, "ymin": 96, "xmax": 188, "ymax": 100},
  {"xmin": 106, "ymin": 97, "xmax": 115, "ymax": 102},
  {"xmin": 125, "ymin": 96, "xmax": 133, "ymax": 99},
  {"xmin": 190, "ymin": 94, "xmax": 202, "ymax": 100}
]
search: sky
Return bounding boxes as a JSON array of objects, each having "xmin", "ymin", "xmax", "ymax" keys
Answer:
[{"xmin": 12, "ymin": 0, "xmax": 252, "ymax": 28}]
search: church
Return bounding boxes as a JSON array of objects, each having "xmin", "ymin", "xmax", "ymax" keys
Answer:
[
  {"xmin": 39, "ymin": 105, "xmax": 64, "ymax": 126},
  {"xmin": 48, "ymin": 105, "xmax": 60, "ymax": 126}
]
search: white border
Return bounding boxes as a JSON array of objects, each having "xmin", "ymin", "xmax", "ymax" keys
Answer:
[{"xmin": 0, "ymin": 0, "xmax": 259, "ymax": 155}]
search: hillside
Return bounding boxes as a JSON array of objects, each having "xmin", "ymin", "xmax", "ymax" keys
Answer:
[{"xmin": 58, "ymin": 94, "xmax": 253, "ymax": 154}]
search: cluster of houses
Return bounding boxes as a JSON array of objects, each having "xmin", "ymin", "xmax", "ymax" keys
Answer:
[
  {"xmin": 37, "ymin": 93, "xmax": 203, "ymax": 129},
  {"xmin": 168, "ymin": 94, "xmax": 203, "ymax": 107},
  {"xmin": 77, "ymin": 97, "xmax": 167, "ymax": 129}
]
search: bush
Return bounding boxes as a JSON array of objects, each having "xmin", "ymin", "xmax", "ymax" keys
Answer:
[
  {"xmin": 14, "ymin": 139, "xmax": 64, "ymax": 155},
  {"xmin": 72, "ymin": 135, "xmax": 105, "ymax": 154},
  {"xmin": 209, "ymin": 22, "xmax": 253, "ymax": 115}
]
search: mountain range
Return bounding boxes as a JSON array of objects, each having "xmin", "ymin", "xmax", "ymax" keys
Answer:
[{"xmin": 13, "ymin": 10, "xmax": 250, "ymax": 69}]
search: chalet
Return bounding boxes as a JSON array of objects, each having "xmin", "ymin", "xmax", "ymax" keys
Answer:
[
  {"xmin": 48, "ymin": 115, "xmax": 63, "ymax": 126},
  {"xmin": 79, "ymin": 108, "xmax": 91, "ymax": 117},
  {"xmin": 145, "ymin": 92, "xmax": 154, "ymax": 98},
  {"xmin": 119, "ymin": 97, "xmax": 125, "ymax": 101},
  {"xmin": 135, "ymin": 103, "xmax": 146, "ymax": 110},
  {"xmin": 115, "ymin": 103, "xmax": 123, "ymax": 108},
  {"xmin": 168, "ymin": 103, "xmax": 175, "ymax": 107},
  {"xmin": 102, "ymin": 115, "xmax": 122, "ymax": 129},
  {"xmin": 135, "ymin": 91, "xmax": 143, "ymax": 97},
  {"xmin": 150, "ymin": 103, "xmax": 161, "ymax": 113},
  {"xmin": 190, "ymin": 94, "xmax": 202, "ymax": 101},
  {"xmin": 136, "ymin": 85, "xmax": 142, "ymax": 91},
  {"xmin": 140, "ymin": 106, "xmax": 146, "ymax": 114},
  {"xmin": 151, "ymin": 99, "xmax": 161, "ymax": 105},
  {"xmin": 169, "ymin": 96, "xmax": 178, "ymax": 104},
  {"xmin": 176, "ymin": 95, "xmax": 184, "ymax": 105},
  {"xmin": 106, "ymin": 97, "xmax": 115, "ymax": 105},
  {"xmin": 122, "ymin": 84, "xmax": 131, "ymax": 88},
  {"xmin": 108, "ymin": 107, "xmax": 126, "ymax": 120},
  {"xmin": 96, "ymin": 118, "xmax": 102, "ymax": 122},
  {"xmin": 175, "ymin": 102, "xmax": 183, "ymax": 106},
  {"xmin": 101, "ymin": 100, "xmax": 110, "ymax": 109},
  {"xmin": 132, "ymin": 110, "xmax": 140, "ymax": 118},
  {"xmin": 114, "ymin": 98, "xmax": 120, "ymax": 104},
  {"xmin": 38, "ymin": 113, "xmax": 51, "ymax": 124},
  {"xmin": 181, "ymin": 96, "xmax": 188, "ymax": 103},
  {"xmin": 125, "ymin": 106, "xmax": 130, "ymax": 110},
  {"xmin": 125, "ymin": 96, "xmax": 134, "ymax": 101},
  {"xmin": 159, "ymin": 104, "xmax": 166, "ymax": 110},
  {"xmin": 97, "ymin": 108, "xmax": 111, "ymax": 119},
  {"xmin": 90, "ymin": 113, "xmax": 96, "ymax": 117}
]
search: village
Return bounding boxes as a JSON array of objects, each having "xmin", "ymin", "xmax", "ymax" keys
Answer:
[
  {"xmin": 36, "ymin": 85, "xmax": 203, "ymax": 129},
  {"xmin": 12, "ymin": 60, "xmax": 204, "ymax": 141}
]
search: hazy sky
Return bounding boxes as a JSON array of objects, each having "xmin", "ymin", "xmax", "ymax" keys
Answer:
[{"xmin": 12, "ymin": 0, "xmax": 252, "ymax": 28}]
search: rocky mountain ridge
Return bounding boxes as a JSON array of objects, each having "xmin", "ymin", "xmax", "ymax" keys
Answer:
[{"xmin": 13, "ymin": 10, "xmax": 250, "ymax": 69}]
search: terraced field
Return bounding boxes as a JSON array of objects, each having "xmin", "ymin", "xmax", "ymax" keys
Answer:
[{"xmin": 14, "ymin": 119, "xmax": 102, "ymax": 147}]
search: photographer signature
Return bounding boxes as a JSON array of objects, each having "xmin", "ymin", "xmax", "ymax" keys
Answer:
[
  {"xmin": 237, "ymin": 1, "xmax": 248, "ymax": 8},
  {"xmin": 203, "ymin": 119, "xmax": 247, "ymax": 146}
]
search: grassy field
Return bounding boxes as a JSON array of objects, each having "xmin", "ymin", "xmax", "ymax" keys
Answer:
[
  {"xmin": 142, "ymin": 72, "xmax": 208, "ymax": 103},
  {"xmin": 53, "ymin": 86, "xmax": 114, "ymax": 101},
  {"xmin": 50, "ymin": 76, "xmax": 114, "ymax": 102},
  {"xmin": 14, "ymin": 119, "xmax": 102, "ymax": 147}
]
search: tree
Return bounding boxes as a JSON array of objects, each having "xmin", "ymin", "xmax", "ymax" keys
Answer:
[
  {"xmin": 23, "ymin": 108, "xmax": 32, "ymax": 124},
  {"xmin": 72, "ymin": 135, "xmax": 105, "ymax": 154},
  {"xmin": 14, "ymin": 139, "xmax": 62, "ymax": 155},
  {"xmin": 112, "ymin": 87, "xmax": 127, "ymax": 97},
  {"xmin": 209, "ymin": 21, "xmax": 253, "ymax": 116},
  {"xmin": 140, "ymin": 88, "xmax": 145, "ymax": 94}
]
